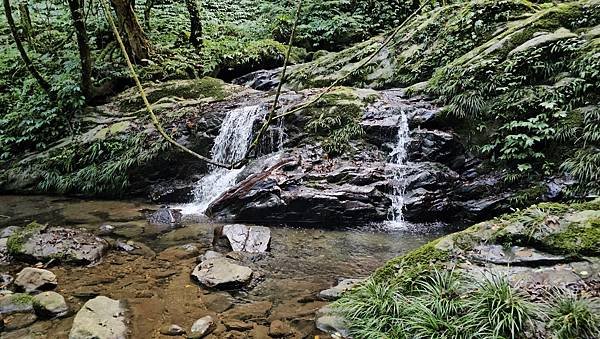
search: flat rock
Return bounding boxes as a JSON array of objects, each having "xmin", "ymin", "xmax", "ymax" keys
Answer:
[
  {"xmin": 223, "ymin": 301, "xmax": 272, "ymax": 321},
  {"xmin": 14, "ymin": 268, "xmax": 57, "ymax": 293},
  {"xmin": 269, "ymin": 320, "xmax": 292, "ymax": 337},
  {"xmin": 190, "ymin": 316, "xmax": 215, "ymax": 337},
  {"xmin": 221, "ymin": 224, "xmax": 271, "ymax": 253},
  {"xmin": 33, "ymin": 291, "xmax": 68, "ymax": 318},
  {"xmin": 9, "ymin": 225, "xmax": 108, "ymax": 264},
  {"xmin": 468, "ymin": 245, "xmax": 568, "ymax": 266},
  {"xmin": 191, "ymin": 256, "xmax": 253, "ymax": 289},
  {"xmin": 2, "ymin": 312, "xmax": 37, "ymax": 331},
  {"xmin": 318, "ymin": 278, "xmax": 365, "ymax": 301},
  {"xmin": 0, "ymin": 226, "xmax": 22, "ymax": 239},
  {"xmin": 69, "ymin": 296, "xmax": 127, "ymax": 339}
]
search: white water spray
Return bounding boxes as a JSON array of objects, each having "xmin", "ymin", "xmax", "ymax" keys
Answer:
[
  {"xmin": 181, "ymin": 105, "xmax": 267, "ymax": 215},
  {"xmin": 387, "ymin": 109, "xmax": 410, "ymax": 228}
]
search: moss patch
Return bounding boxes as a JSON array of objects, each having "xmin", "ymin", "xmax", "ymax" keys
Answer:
[{"xmin": 7, "ymin": 222, "xmax": 44, "ymax": 254}]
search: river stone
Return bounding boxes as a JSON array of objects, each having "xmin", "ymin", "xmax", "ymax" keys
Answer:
[
  {"xmin": 269, "ymin": 320, "xmax": 292, "ymax": 337},
  {"xmin": 221, "ymin": 224, "xmax": 271, "ymax": 253},
  {"xmin": 0, "ymin": 238, "xmax": 9, "ymax": 264},
  {"xmin": 69, "ymin": 296, "xmax": 127, "ymax": 339},
  {"xmin": 315, "ymin": 305, "xmax": 350, "ymax": 338},
  {"xmin": 159, "ymin": 324, "xmax": 186, "ymax": 336},
  {"xmin": 33, "ymin": 291, "xmax": 68, "ymax": 317},
  {"xmin": 10, "ymin": 226, "xmax": 109, "ymax": 264},
  {"xmin": 3, "ymin": 312, "xmax": 37, "ymax": 331},
  {"xmin": 14, "ymin": 268, "xmax": 57, "ymax": 293},
  {"xmin": 189, "ymin": 316, "xmax": 215, "ymax": 337},
  {"xmin": 0, "ymin": 293, "xmax": 35, "ymax": 315},
  {"xmin": 191, "ymin": 257, "xmax": 253, "ymax": 289},
  {"xmin": 318, "ymin": 278, "xmax": 365, "ymax": 301}
]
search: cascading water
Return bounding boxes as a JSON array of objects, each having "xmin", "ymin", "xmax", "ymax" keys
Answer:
[
  {"xmin": 387, "ymin": 108, "xmax": 410, "ymax": 228},
  {"xmin": 182, "ymin": 105, "xmax": 267, "ymax": 215}
]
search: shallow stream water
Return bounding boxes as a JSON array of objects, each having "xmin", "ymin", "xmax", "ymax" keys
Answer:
[{"xmin": 0, "ymin": 195, "xmax": 442, "ymax": 338}]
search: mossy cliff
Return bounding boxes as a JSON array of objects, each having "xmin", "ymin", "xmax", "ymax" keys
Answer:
[{"xmin": 287, "ymin": 0, "xmax": 600, "ymax": 196}]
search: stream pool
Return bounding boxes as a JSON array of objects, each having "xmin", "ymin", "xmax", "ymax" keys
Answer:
[{"xmin": 0, "ymin": 195, "xmax": 443, "ymax": 338}]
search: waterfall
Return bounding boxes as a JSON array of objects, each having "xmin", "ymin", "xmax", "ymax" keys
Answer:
[
  {"xmin": 181, "ymin": 105, "xmax": 267, "ymax": 215},
  {"xmin": 387, "ymin": 109, "xmax": 410, "ymax": 227}
]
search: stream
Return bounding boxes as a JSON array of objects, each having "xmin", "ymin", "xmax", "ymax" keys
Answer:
[{"xmin": 0, "ymin": 195, "xmax": 442, "ymax": 338}]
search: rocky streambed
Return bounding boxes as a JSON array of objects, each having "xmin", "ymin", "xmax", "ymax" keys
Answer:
[{"xmin": 0, "ymin": 195, "xmax": 438, "ymax": 338}]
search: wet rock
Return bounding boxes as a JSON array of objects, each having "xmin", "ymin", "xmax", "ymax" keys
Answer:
[
  {"xmin": 2, "ymin": 312, "xmax": 37, "ymax": 331},
  {"xmin": 202, "ymin": 292, "xmax": 234, "ymax": 313},
  {"xmin": 318, "ymin": 278, "xmax": 365, "ymax": 301},
  {"xmin": 159, "ymin": 244, "xmax": 201, "ymax": 261},
  {"xmin": 14, "ymin": 268, "xmax": 57, "ymax": 293},
  {"xmin": 218, "ymin": 224, "xmax": 271, "ymax": 253},
  {"xmin": 232, "ymin": 67, "xmax": 284, "ymax": 91},
  {"xmin": 115, "ymin": 240, "xmax": 135, "ymax": 252},
  {"xmin": 0, "ymin": 238, "xmax": 9, "ymax": 264},
  {"xmin": 8, "ymin": 225, "xmax": 109, "ymax": 265},
  {"xmin": 147, "ymin": 206, "xmax": 182, "ymax": 226},
  {"xmin": 190, "ymin": 316, "xmax": 215, "ymax": 337},
  {"xmin": 33, "ymin": 291, "xmax": 68, "ymax": 318},
  {"xmin": 0, "ymin": 293, "xmax": 34, "ymax": 315},
  {"xmin": 0, "ymin": 274, "xmax": 13, "ymax": 288},
  {"xmin": 0, "ymin": 226, "xmax": 22, "ymax": 239},
  {"xmin": 269, "ymin": 320, "xmax": 292, "ymax": 337},
  {"xmin": 191, "ymin": 256, "xmax": 253, "ymax": 289},
  {"xmin": 160, "ymin": 324, "xmax": 186, "ymax": 336},
  {"xmin": 315, "ymin": 305, "xmax": 350, "ymax": 338},
  {"xmin": 198, "ymin": 250, "xmax": 224, "ymax": 262},
  {"xmin": 69, "ymin": 296, "xmax": 127, "ymax": 339},
  {"xmin": 98, "ymin": 224, "xmax": 115, "ymax": 236}
]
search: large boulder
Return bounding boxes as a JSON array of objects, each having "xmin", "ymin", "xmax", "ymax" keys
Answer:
[
  {"xmin": 69, "ymin": 296, "xmax": 127, "ymax": 339},
  {"xmin": 191, "ymin": 254, "xmax": 253, "ymax": 289},
  {"xmin": 7, "ymin": 224, "xmax": 108, "ymax": 264}
]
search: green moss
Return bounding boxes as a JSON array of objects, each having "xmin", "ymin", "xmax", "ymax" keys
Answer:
[
  {"xmin": 11, "ymin": 293, "xmax": 35, "ymax": 305},
  {"xmin": 7, "ymin": 222, "xmax": 44, "ymax": 254},
  {"xmin": 372, "ymin": 239, "xmax": 451, "ymax": 290},
  {"xmin": 545, "ymin": 216, "xmax": 600, "ymax": 255}
]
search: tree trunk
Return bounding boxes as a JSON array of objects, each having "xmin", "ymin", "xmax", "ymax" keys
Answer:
[
  {"xmin": 143, "ymin": 0, "xmax": 154, "ymax": 30},
  {"xmin": 185, "ymin": 0, "xmax": 202, "ymax": 49},
  {"xmin": 111, "ymin": 0, "xmax": 151, "ymax": 61},
  {"xmin": 18, "ymin": 1, "xmax": 33, "ymax": 43},
  {"xmin": 3, "ymin": 0, "xmax": 53, "ymax": 98},
  {"xmin": 68, "ymin": 0, "xmax": 94, "ymax": 101}
]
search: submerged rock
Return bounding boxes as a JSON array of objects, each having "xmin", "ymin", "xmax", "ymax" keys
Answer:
[
  {"xmin": 191, "ymin": 255, "xmax": 253, "ymax": 289},
  {"xmin": 160, "ymin": 324, "xmax": 186, "ymax": 336},
  {"xmin": 14, "ymin": 267, "xmax": 57, "ymax": 293},
  {"xmin": 8, "ymin": 224, "xmax": 109, "ymax": 264},
  {"xmin": 69, "ymin": 296, "xmax": 127, "ymax": 339},
  {"xmin": 315, "ymin": 305, "xmax": 350, "ymax": 338},
  {"xmin": 217, "ymin": 224, "xmax": 271, "ymax": 253}
]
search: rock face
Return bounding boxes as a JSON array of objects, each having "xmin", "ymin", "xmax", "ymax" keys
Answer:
[
  {"xmin": 8, "ymin": 224, "xmax": 109, "ymax": 264},
  {"xmin": 14, "ymin": 268, "xmax": 57, "ymax": 293},
  {"xmin": 69, "ymin": 296, "xmax": 127, "ymax": 339},
  {"xmin": 216, "ymin": 224, "xmax": 271, "ymax": 253},
  {"xmin": 191, "ymin": 253, "xmax": 253, "ymax": 289},
  {"xmin": 147, "ymin": 206, "xmax": 183, "ymax": 226}
]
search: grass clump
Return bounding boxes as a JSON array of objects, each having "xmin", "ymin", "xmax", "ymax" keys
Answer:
[
  {"xmin": 545, "ymin": 289, "xmax": 600, "ymax": 339},
  {"xmin": 335, "ymin": 271, "xmax": 540, "ymax": 339}
]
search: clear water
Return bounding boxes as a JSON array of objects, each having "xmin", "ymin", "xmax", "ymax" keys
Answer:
[{"xmin": 180, "ymin": 105, "xmax": 267, "ymax": 215}]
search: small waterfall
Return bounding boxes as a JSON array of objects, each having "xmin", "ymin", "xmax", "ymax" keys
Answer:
[
  {"xmin": 387, "ymin": 109, "xmax": 410, "ymax": 227},
  {"xmin": 182, "ymin": 105, "xmax": 267, "ymax": 215}
]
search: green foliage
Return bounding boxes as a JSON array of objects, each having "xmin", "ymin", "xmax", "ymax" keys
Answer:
[
  {"xmin": 336, "ymin": 271, "xmax": 538, "ymax": 339},
  {"xmin": 305, "ymin": 89, "xmax": 365, "ymax": 155},
  {"xmin": 545, "ymin": 289, "xmax": 600, "ymax": 339}
]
